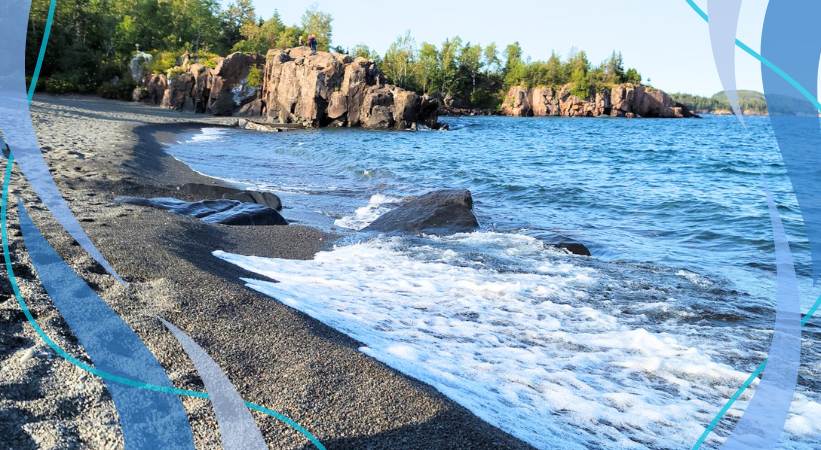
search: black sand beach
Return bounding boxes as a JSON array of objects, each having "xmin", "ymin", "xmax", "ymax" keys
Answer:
[{"xmin": 0, "ymin": 95, "xmax": 531, "ymax": 449}]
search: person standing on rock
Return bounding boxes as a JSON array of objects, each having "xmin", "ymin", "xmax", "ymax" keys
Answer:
[{"xmin": 308, "ymin": 34, "xmax": 317, "ymax": 55}]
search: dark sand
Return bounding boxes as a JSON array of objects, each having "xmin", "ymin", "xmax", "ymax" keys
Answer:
[{"xmin": 0, "ymin": 95, "xmax": 531, "ymax": 449}]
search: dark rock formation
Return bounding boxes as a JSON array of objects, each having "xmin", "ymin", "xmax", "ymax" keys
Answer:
[
  {"xmin": 363, "ymin": 189, "xmax": 479, "ymax": 234},
  {"xmin": 208, "ymin": 52, "xmax": 264, "ymax": 115},
  {"xmin": 502, "ymin": 83, "xmax": 696, "ymax": 118},
  {"xmin": 115, "ymin": 196, "xmax": 287, "ymax": 226},
  {"xmin": 260, "ymin": 47, "xmax": 441, "ymax": 129},
  {"xmin": 137, "ymin": 52, "xmax": 263, "ymax": 117},
  {"xmin": 161, "ymin": 72, "xmax": 195, "ymax": 110},
  {"xmin": 176, "ymin": 183, "xmax": 282, "ymax": 211}
]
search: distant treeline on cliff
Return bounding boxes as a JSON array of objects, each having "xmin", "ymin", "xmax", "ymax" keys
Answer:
[
  {"xmin": 670, "ymin": 90, "xmax": 768, "ymax": 115},
  {"xmin": 27, "ymin": 0, "xmax": 687, "ymax": 113},
  {"xmin": 26, "ymin": 0, "xmax": 331, "ymax": 97}
]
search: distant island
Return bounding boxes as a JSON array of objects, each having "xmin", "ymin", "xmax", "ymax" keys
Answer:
[{"xmin": 670, "ymin": 90, "xmax": 768, "ymax": 115}]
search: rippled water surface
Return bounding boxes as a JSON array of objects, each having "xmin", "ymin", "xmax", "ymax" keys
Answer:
[{"xmin": 167, "ymin": 116, "xmax": 820, "ymax": 449}]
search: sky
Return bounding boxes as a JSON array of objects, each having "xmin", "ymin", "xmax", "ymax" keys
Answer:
[{"xmin": 240, "ymin": 0, "xmax": 773, "ymax": 96}]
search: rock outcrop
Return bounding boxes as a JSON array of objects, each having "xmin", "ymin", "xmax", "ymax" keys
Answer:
[
  {"xmin": 363, "ymin": 189, "xmax": 479, "ymax": 234},
  {"xmin": 132, "ymin": 48, "xmax": 440, "ymax": 130},
  {"xmin": 260, "ymin": 47, "xmax": 440, "ymax": 129},
  {"xmin": 137, "ymin": 52, "xmax": 263, "ymax": 116},
  {"xmin": 501, "ymin": 84, "xmax": 696, "ymax": 118}
]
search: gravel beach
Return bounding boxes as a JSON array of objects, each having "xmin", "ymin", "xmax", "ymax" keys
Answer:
[{"xmin": 0, "ymin": 95, "xmax": 531, "ymax": 449}]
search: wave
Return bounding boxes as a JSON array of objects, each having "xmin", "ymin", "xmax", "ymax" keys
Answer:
[
  {"xmin": 333, "ymin": 193, "xmax": 401, "ymax": 230},
  {"xmin": 214, "ymin": 232, "xmax": 819, "ymax": 449}
]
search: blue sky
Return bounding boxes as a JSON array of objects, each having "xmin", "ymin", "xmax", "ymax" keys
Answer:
[{"xmin": 242, "ymin": 0, "xmax": 772, "ymax": 96}]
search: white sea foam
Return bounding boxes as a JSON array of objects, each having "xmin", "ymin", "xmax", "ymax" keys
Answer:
[
  {"xmin": 214, "ymin": 233, "xmax": 820, "ymax": 449},
  {"xmin": 186, "ymin": 127, "xmax": 228, "ymax": 143},
  {"xmin": 333, "ymin": 193, "xmax": 401, "ymax": 230}
]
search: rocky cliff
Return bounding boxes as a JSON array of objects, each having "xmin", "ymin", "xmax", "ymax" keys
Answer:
[
  {"xmin": 257, "ymin": 47, "xmax": 439, "ymax": 129},
  {"xmin": 501, "ymin": 84, "xmax": 696, "ymax": 118},
  {"xmin": 133, "ymin": 48, "xmax": 441, "ymax": 130}
]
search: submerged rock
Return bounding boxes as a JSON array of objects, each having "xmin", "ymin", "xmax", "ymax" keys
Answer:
[
  {"xmin": 363, "ymin": 189, "xmax": 479, "ymax": 234},
  {"xmin": 116, "ymin": 196, "xmax": 287, "ymax": 226},
  {"xmin": 555, "ymin": 242, "xmax": 591, "ymax": 256},
  {"xmin": 176, "ymin": 183, "xmax": 282, "ymax": 211}
]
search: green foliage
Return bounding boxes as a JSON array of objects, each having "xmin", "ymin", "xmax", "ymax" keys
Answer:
[
  {"xmin": 624, "ymin": 68, "xmax": 642, "ymax": 84},
  {"xmin": 671, "ymin": 90, "xmax": 767, "ymax": 114},
  {"xmin": 372, "ymin": 31, "xmax": 647, "ymax": 109},
  {"xmin": 381, "ymin": 32, "xmax": 419, "ymax": 91},
  {"xmin": 97, "ymin": 79, "xmax": 137, "ymax": 100},
  {"xmin": 148, "ymin": 51, "xmax": 179, "ymax": 74},
  {"xmin": 166, "ymin": 66, "xmax": 187, "ymax": 78},
  {"xmin": 350, "ymin": 44, "xmax": 379, "ymax": 60},
  {"xmin": 197, "ymin": 51, "xmax": 222, "ymax": 69},
  {"xmin": 45, "ymin": 75, "xmax": 80, "ymax": 95},
  {"xmin": 232, "ymin": 11, "xmax": 303, "ymax": 53},
  {"xmin": 246, "ymin": 66, "xmax": 262, "ymax": 88},
  {"xmin": 25, "ymin": 0, "xmax": 331, "ymax": 95},
  {"xmin": 301, "ymin": 7, "xmax": 333, "ymax": 51}
]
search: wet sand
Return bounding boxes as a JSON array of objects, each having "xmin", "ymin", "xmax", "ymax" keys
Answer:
[{"xmin": 0, "ymin": 95, "xmax": 531, "ymax": 449}]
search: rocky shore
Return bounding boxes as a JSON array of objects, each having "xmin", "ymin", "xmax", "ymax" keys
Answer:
[
  {"xmin": 0, "ymin": 95, "xmax": 531, "ymax": 449},
  {"xmin": 133, "ymin": 48, "xmax": 442, "ymax": 130},
  {"xmin": 501, "ymin": 83, "xmax": 697, "ymax": 118}
]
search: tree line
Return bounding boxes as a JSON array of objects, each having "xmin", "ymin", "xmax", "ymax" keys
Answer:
[
  {"xmin": 670, "ymin": 90, "xmax": 768, "ymax": 115},
  {"xmin": 26, "ymin": 0, "xmax": 331, "ymax": 97},
  {"xmin": 26, "ymin": 0, "xmax": 642, "ymax": 109},
  {"xmin": 351, "ymin": 34, "xmax": 642, "ymax": 109}
]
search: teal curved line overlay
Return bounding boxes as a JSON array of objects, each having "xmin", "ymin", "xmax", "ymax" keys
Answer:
[
  {"xmin": 685, "ymin": 0, "xmax": 821, "ymax": 112},
  {"xmin": 27, "ymin": 0, "xmax": 57, "ymax": 102},
  {"xmin": 2, "ymin": 155, "xmax": 326, "ymax": 450},
  {"xmin": 686, "ymin": 1, "xmax": 821, "ymax": 448}
]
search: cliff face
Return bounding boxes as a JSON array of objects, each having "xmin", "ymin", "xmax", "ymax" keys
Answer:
[
  {"xmin": 133, "ymin": 48, "xmax": 440, "ymax": 130},
  {"xmin": 501, "ymin": 84, "xmax": 696, "ymax": 118},
  {"xmin": 259, "ymin": 47, "xmax": 439, "ymax": 129}
]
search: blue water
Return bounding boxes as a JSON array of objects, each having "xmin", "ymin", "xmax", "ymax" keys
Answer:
[{"xmin": 166, "ymin": 115, "xmax": 820, "ymax": 449}]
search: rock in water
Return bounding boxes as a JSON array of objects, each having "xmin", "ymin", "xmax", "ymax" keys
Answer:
[
  {"xmin": 115, "ymin": 197, "xmax": 287, "ymax": 226},
  {"xmin": 555, "ymin": 242, "xmax": 591, "ymax": 256},
  {"xmin": 363, "ymin": 189, "xmax": 479, "ymax": 234}
]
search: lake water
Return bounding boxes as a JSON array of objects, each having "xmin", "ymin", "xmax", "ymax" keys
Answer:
[{"xmin": 166, "ymin": 115, "xmax": 820, "ymax": 449}]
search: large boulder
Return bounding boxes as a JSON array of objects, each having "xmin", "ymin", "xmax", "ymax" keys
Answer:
[
  {"xmin": 363, "ymin": 189, "xmax": 479, "ymax": 234},
  {"xmin": 260, "ymin": 48, "xmax": 439, "ymax": 129}
]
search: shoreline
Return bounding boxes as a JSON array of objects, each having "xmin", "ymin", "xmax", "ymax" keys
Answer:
[{"xmin": 1, "ymin": 95, "xmax": 532, "ymax": 449}]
